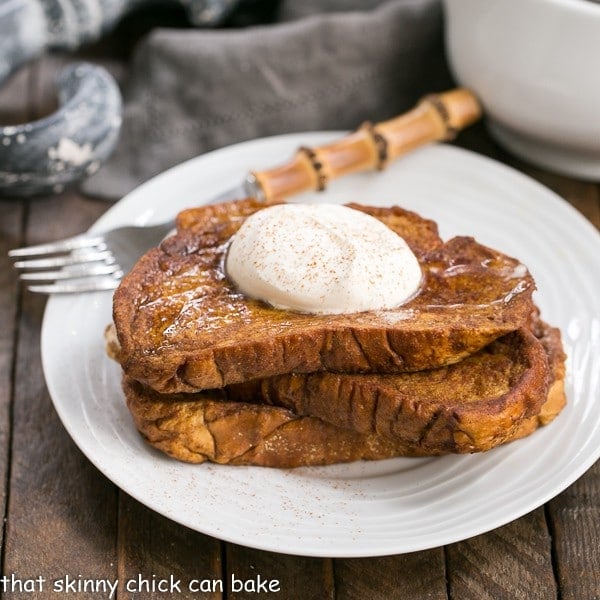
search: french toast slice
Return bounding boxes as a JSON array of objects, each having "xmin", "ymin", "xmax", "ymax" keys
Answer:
[
  {"xmin": 118, "ymin": 322, "xmax": 566, "ymax": 467},
  {"xmin": 123, "ymin": 377, "xmax": 414, "ymax": 466},
  {"xmin": 231, "ymin": 323, "xmax": 563, "ymax": 454},
  {"xmin": 113, "ymin": 199, "xmax": 537, "ymax": 394}
]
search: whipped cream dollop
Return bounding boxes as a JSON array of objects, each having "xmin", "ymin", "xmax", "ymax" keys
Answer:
[{"xmin": 225, "ymin": 203, "xmax": 422, "ymax": 315}]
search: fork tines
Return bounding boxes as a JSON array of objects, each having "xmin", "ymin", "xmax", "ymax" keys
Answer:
[{"xmin": 9, "ymin": 234, "xmax": 123, "ymax": 294}]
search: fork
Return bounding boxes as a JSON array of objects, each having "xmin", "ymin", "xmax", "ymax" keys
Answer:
[
  {"xmin": 9, "ymin": 220, "xmax": 176, "ymax": 294},
  {"xmin": 8, "ymin": 90, "xmax": 482, "ymax": 294}
]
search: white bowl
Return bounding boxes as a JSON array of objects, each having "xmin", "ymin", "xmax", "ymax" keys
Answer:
[{"xmin": 443, "ymin": 0, "xmax": 600, "ymax": 180}]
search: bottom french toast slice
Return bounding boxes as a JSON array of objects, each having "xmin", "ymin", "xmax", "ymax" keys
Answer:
[
  {"xmin": 123, "ymin": 377, "xmax": 416, "ymax": 467},
  {"xmin": 120, "ymin": 322, "xmax": 566, "ymax": 467}
]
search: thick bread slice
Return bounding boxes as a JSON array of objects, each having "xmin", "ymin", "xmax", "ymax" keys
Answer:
[
  {"xmin": 232, "ymin": 325, "xmax": 560, "ymax": 454},
  {"xmin": 113, "ymin": 199, "xmax": 536, "ymax": 394},
  {"xmin": 123, "ymin": 378, "xmax": 418, "ymax": 467},
  {"xmin": 121, "ymin": 323, "xmax": 565, "ymax": 467},
  {"xmin": 511, "ymin": 322, "xmax": 566, "ymax": 438}
]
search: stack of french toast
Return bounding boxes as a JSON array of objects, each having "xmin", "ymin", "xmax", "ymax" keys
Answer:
[{"xmin": 107, "ymin": 198, "xmax": 566, "ymax": 468}]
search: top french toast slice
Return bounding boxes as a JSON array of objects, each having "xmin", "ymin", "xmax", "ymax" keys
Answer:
[{"xmin": 113, "ymin": 199, "xmax": 537, "ymax": 394}]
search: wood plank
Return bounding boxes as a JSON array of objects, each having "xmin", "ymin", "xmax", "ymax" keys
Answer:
[
  {"xmin": 0, "ymin": 65, "xmax": 32, "ymax": 125},
  {"xmin": 546, "ymin": 461, "xmax": 600, "ymax": 600},
  {"xmin": 0, "ymin": 200, "xmax": 24, "ymax": 555},
  {"xmin": 3, "ymin": 191, "xmax": 119, "ymax": 592},
  {"xmin": 0, "ymin": 60, "xmax": 31, "ymax": 567},
  {"xmin": 117, "ymin": 493, "xmax": 223, "ymax": 599},
  {"xmin": 226, "ymin": 545, "xmax": 333, "ymax": 599},
  {"xmin": 446, "ymin": 508, "xmax": 557, "ymax": 599},
  {"xmin": 334, "ymin": 550, "xmax": 447, "ymax": 600}
]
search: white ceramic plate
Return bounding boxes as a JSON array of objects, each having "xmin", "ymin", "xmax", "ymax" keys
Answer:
[{"xmin": 42, "ymin": 133, "xmax": 600, "ymax": 558}]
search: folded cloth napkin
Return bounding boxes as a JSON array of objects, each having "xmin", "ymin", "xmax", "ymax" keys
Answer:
[
  {"xmin": 83, "ymin": 0, "xmax": 451, "ymax": 200},
  {"xmin": 277, "ymin": 0, "xmax": 393, "ymax": 21}
]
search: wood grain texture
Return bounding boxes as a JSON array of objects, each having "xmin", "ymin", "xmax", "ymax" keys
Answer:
[
  {"xmin": 446, "ymin": 508, "xmax": 557, "ymax": 600},
  {"xmin": 117, "ymin": 493, "xmax": 223, "ymax": 599},
  {"xmin": 226, "ymin": 544, "xmax": 333, "ymax": 600},
  {"xmin": 0, "ymin": 46, "xmax": 26, "ymax": 548},
  {"xmin": 2, "ymin": 190, "xmax": 118, "ymax": 590},
  {"xmin": 334, "ymin": 550, "xmax": 448, "ymax": 600},
  {"xmin": 547, "ymin": 461, "xmax": 600, "ymax": 600},
  {"xmin": 0, "ymin": 199, "xmax": 23, "ymax": 553}
]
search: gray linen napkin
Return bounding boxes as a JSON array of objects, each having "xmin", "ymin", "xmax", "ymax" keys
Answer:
[
  {"xmin": 278, "ymin": 0, "xmax": 393, "ymax": 21},
  {"xmin": 83, "ymin": 0, "xmax": 451, "ymax": 200}
]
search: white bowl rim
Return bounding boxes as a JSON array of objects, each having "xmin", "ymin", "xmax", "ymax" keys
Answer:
[
  {"xmin": 513, "ymin": 0, "xmax": 599, "ymax": 16},
  {"xmin": 444, "ymin": 0, "xmax": 600, "ymax": 17},
  {"xmin": 559, "ymin": 0, "xmax": 600, "ymax": 9}
]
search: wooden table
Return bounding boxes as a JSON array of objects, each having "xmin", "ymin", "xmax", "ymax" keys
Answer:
[{"xmin": 1, "ymin": 54, "xmax": 599, "ymax": 600}]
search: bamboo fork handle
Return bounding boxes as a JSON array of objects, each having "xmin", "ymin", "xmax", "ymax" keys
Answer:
[{"xmin": 251, "ymin": 88, "xmax": 481, "ymax": 202}]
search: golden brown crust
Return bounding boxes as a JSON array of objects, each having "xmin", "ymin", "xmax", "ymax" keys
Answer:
[
  {"xmin": 111, "ymin": 199, "xmax": 565, "ymax": 467},
  {"xmin": 233, "ymin": 328, "xmax": 550, "ymax": 454},
  {"xmin": 124, "ymin": 377, "xmax": 420, "ymax": 467},
  {"xmin": 113, "ymin": 200, "xmax": 536, "ymax": 394},
  {"xmin": 511, "ymin": 323, "xmax": 566, "ymax": 438},
  {"xmin": 122, "ymin": 321, "xmax": 566, "ymax": 467}
]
